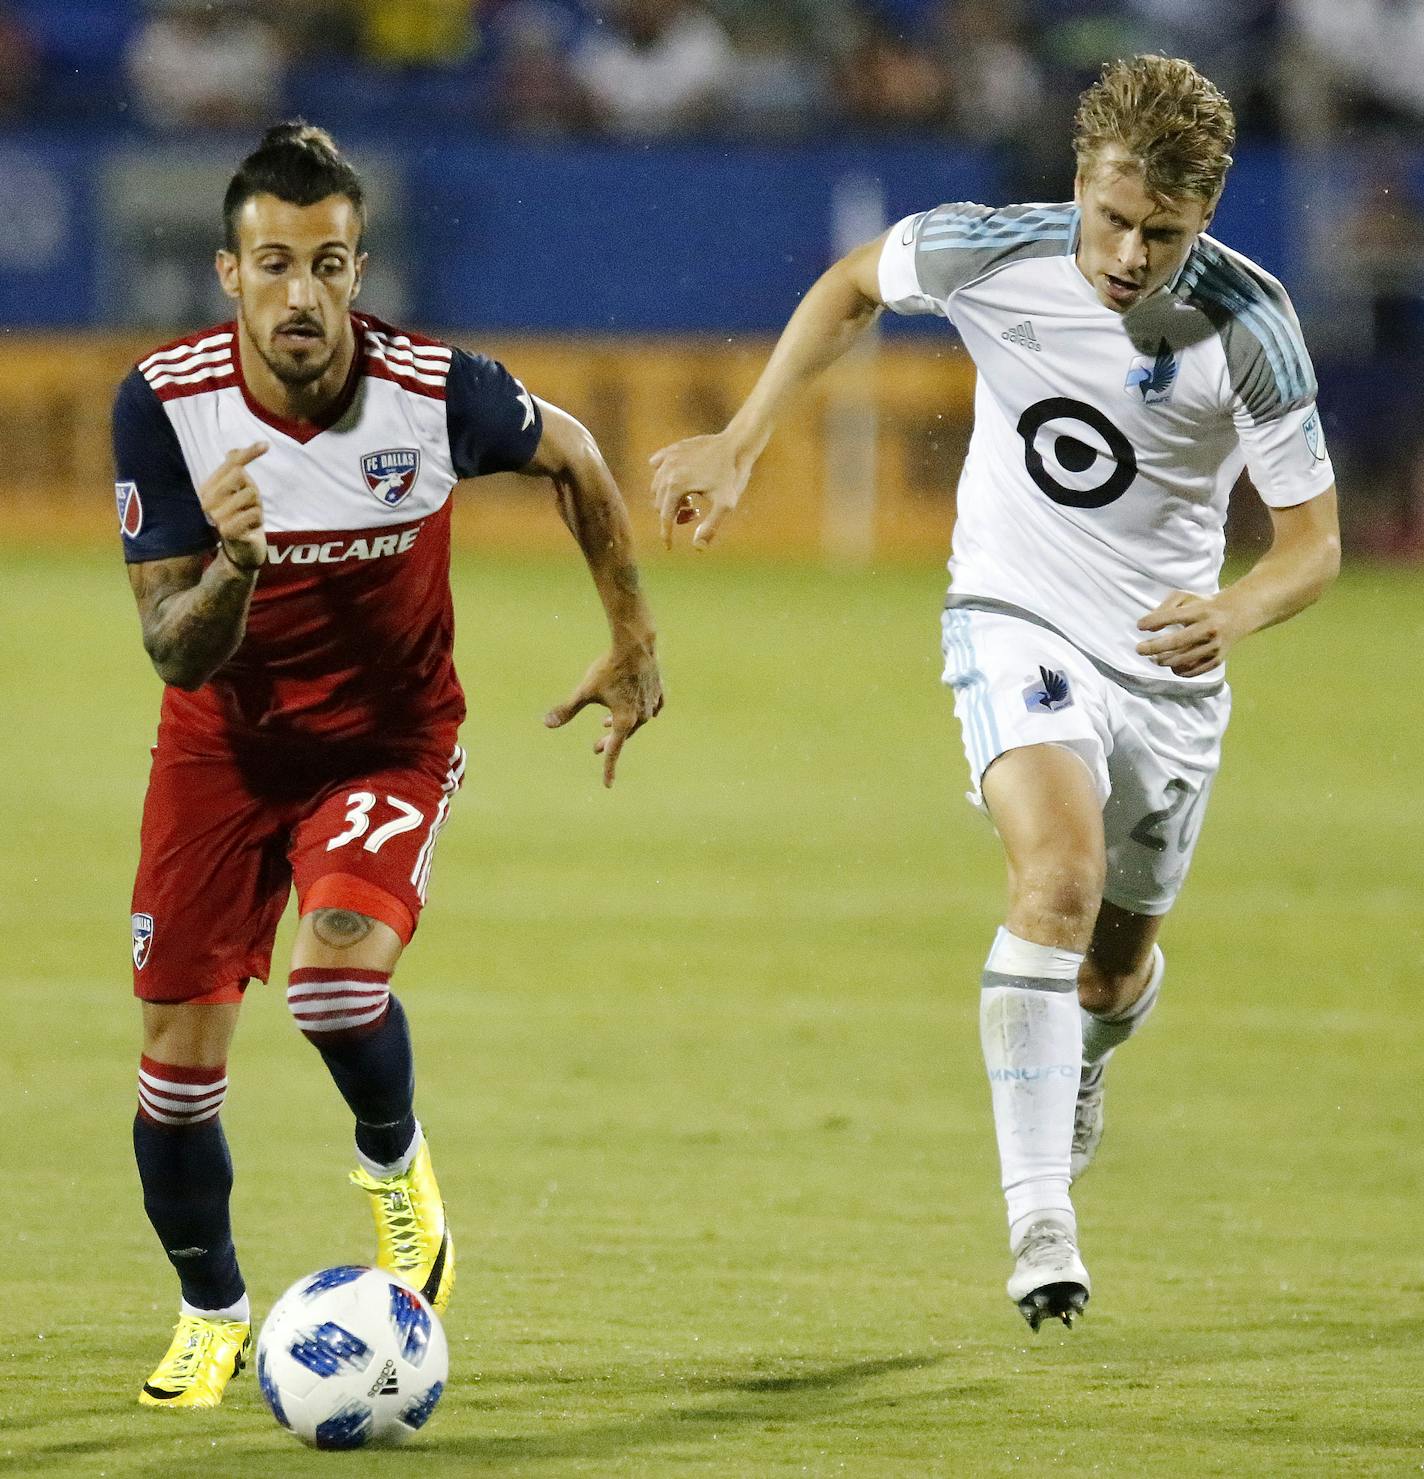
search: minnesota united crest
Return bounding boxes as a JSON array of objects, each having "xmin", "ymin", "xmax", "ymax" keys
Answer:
[
  {"xmin": 1125, "ymin": 339, "xmax": 1178, "ymax": 405},
  {"xmin": 1023, "ymin": 666, "xmax": 1073, "ymax": 714},
  {"xmin": 361, "ymin": 448, "xmax": 421, "ymax": 508}
]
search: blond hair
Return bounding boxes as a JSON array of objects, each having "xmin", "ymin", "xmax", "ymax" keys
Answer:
[{"xmin": 1073, "ymin": 55, "xmax": 1236, "ymax": 204}]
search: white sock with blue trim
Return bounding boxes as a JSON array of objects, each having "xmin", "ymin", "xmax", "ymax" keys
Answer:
[{"xmin": 980, "ymin": 926, "xmax": 1084, "ymax": 1248}]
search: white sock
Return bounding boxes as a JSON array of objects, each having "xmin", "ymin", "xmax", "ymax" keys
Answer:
[
  {"xmin": 181, "ymin": 1293, "xmax": 251, "ymax": 1323},
  {"xmin": 356, "ymin": 1120, "xmax": 423, "ymax": 1180},
  {"xmin": 980, "ymin": 926, "xmax": 1084, "ymax": 1249},
  {"xmin": 1080, "ymin": 945, "xmax": 1165, "ymax": 1072}
]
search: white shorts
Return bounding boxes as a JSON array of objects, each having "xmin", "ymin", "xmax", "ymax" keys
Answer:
[{"xmin": 941, "ymin": 603, "xmax": 1232, "ymax": 916}]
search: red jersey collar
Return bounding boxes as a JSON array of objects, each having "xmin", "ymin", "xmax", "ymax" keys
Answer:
[{"xmin": 233, "ymin": 315, "xmax": 364, "ymax": 445}]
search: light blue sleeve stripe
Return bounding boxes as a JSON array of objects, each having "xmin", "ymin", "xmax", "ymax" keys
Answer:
[
  {"xmin": 1195, "ymin": 255, "xmax": 1301, "ymax": 381},
  {"xmin": 920, "ymin": 229, "xmax": 1072, "ymax": 254},
  {"xmin": 921, "ymin": 210, "xmax": 1075, "ymax": 234},
  {"xmin": 945, "ymin": 610, "xmax": 1001, "ymax": 776},
  {"xmin": 1194, "ymin": 262, "xmax": 1311, "ymax": 405},
  {"xmin": 944, "ymin": 611, "xmax": 986, "ymax": 773},
  {"xmin": 1189, "ymin": 243, "xmax": 1313, "ymax": 403},
  {"xmin": 920, "ymin": 217, "xmax": 1075, "ymax": 242},
  {"xmin": 972, "ymin": 621, "xmax": 1003, "ymax": 759},
  {"xmin": 1214, "ymin": 259, "xmax": 1312, "ymax": 399}
]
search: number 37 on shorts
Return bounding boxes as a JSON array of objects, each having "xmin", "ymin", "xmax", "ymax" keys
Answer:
[{"xmin": 301, "ymin": 746, "xmax": 468, "ymax": 912}]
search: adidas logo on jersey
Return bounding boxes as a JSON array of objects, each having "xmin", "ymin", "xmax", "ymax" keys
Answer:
[{"xmin": 1001, "ymin": 320, "xmax": 1041, "ymax": 352}]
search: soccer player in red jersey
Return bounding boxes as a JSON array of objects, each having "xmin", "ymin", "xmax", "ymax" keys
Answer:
[{"xmin": 113, "ymin": 123, "xmax": 662, "ymax": 1409}]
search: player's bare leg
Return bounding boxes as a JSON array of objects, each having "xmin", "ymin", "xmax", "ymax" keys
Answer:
[
  {"xmin": 290, "ymin": 908, "xmax": 454, "ymax": 1312},
  {"xmin": 136, "ymin": 1000, "xmax": 252, "ymax": 1406},
  {"xmin": 980, "ymin": 744, "xmax": 1103, "ymax": 1330},
  {"xmin": 1073, "ymin": 904, "xmax": 1165, "ymax": 1180}
]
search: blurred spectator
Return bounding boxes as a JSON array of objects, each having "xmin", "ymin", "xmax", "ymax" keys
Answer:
[
  {"xmin": 720, "ymin": 9, "xmax": 830, "ymax": 139},
  {"xmin": 1118, "ymin": 0, "xmax": 1280, "ymax": 135},
  {"xmin": 1287, "ymin": 0, "xmax": 1424, "ymax": 138},
  {"xmin": 277, "ymin": 0, "xmax": 363, "ymax": 59},
  {"xmin": 0, "ymin": 4, "xmax": 38, "ymax": 121},
  {"xmin": 836, "ymin": 14, "xmax": 954, "ymax": 134},
  {"xmin": 713, "ymin": 0, "xmax": 859, "ymax": 62},
  {"xmin": 931, "ymin": 0, "xmax": 1044, "ymax": 146},
  {"xmin": 572, "ymin": 0, "xmax": 736, "ymax": 137},
  {"xmin": 487, "ymin": 0, "xmax": 591, "ymax": 134},
  {"xmin": 126, "ymin": 0, "xmax": 286, "ymax": 132},
  {"xmin": 354, "ymin": 0, "xmax": 476, "ymax": 67},
  {"xmin": 1339, "ymin": 152, "xmax": 1424, "ymax": 556}
]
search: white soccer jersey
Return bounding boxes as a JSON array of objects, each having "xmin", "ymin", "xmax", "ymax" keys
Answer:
[{"xmin": 879, "ymin": 203, "xmax": 1336, "ymax": 693}]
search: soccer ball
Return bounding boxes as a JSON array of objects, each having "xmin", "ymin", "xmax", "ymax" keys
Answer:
[{"xmin": 256, "ymin": 1266, "xmax": 448, "ymax": 1448}]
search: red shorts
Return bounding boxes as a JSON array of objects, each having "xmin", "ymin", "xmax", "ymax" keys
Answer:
[{"xmin": 130, "ymin": 736, "xmax": 465, "ymax": 1004}]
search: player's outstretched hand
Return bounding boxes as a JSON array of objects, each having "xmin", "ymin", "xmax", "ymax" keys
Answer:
[
  {"xmin": 649, "ymin": 431, "xmax": 747, "ymax": 550},
  {"xmin": 199, "ymin": 443, "xmax": 270, "ymax": 573},
  {"xmin": 1136, "ymin": 590, "xmax": 1245, "ymax": 678},
  {"xmin": 543, "ymin": 642, "xmax": 664, "ymax": 787}
]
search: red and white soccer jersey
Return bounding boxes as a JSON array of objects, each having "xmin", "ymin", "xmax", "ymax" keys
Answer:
[
  {"xmin": 113, "ymin": 314, "xmax": 542, "ymax": 1001},
  {"xmin": 112, "ymin": 312, "xmax": 542, "ymax": 747}
]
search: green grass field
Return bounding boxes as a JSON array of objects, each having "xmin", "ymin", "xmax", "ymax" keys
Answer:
[{"xmin": 2, "ymin": 542, "xmax": 1421, "ymax": 1477}]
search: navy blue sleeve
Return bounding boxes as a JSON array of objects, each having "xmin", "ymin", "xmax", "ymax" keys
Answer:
[
  {"xmin": 445, "ymin": 348, "xmax": 543, "ymax": 478},
  {"xmin": 112, "ymin": 367, "xmax": 215, "ymax": 563}
]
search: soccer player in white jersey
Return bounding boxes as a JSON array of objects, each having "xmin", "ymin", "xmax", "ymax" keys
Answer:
[
  {"xmin": 651, "ymin": 56, "xmax": 1339, "ymax": 1329},
  {"xmin": 114, "ymin": 124, "xmax": 662, "ymax": 1408}
]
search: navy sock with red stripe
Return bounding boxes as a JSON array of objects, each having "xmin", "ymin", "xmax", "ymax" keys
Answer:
[
  {"xmin": 133, "ymin": 1058, "xmax": 245, "ymax": 1311},
  {"xmin": 287, "ymin": 968, "xmax": 417, "ymax": 1168}
]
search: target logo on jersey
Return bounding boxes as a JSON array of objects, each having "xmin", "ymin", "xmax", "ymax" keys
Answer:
[{"xmin": 360, "ymin": 449, "xmax": 421, "ymax": 508}]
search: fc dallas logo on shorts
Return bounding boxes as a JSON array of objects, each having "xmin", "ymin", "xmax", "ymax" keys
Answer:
[
  {"xmin": 361, "ymin": 448, "xmax": 421, "ymax": 508},
  {"xmin": 116, "ymin": 480, "xmax": 143, "ymax": 537},
  {"xmin": 132, "ymin": 912, "xmax": 154, "ymax": 970}
]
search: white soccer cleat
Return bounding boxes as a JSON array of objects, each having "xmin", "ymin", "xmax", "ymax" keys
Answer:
[
  {"xmin": 1070, "ymin": 1061, "xmax": 1106, "ymax": 1181},
  {"xmin": 1007, "ymin": 1217, "xmax": 1090, "ymax": 1331}
]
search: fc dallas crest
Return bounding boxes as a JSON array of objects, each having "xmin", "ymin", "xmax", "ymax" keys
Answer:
[
  {"xmin": 132, "ymin": 912, "xmax": 154, "ymax": 970},
  {"xmin": 361, "ymin": 448, "xmax": 421, "ymax": 508}
]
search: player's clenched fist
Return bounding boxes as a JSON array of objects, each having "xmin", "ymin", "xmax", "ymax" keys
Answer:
[
  {"xmin": 199, "ymin": 442, "xmax": 270, "ymax": 572},
  {"xmin": 649, "ymin": 431, "xmax": 747, "ymax": 550}
]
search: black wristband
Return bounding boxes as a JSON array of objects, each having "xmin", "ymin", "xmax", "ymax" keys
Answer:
[{"xmin": 220, "ymin": 543, "xmax": 264, "ymax": 575}]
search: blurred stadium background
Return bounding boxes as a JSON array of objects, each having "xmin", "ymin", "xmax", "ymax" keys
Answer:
[{"xmin": 0, "ymin": 0, "xmax": 1421, "ymax": 557}]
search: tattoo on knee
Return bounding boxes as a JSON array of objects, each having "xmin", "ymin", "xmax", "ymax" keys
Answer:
[{"xmin": 311, "ymin": 908, "xmax": 375, "ymax": 948}]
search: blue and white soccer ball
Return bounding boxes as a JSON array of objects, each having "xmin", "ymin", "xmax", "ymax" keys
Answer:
[{"xmin": 256, "ymin": 1266, "xmax": 448, "ymax": 1449}]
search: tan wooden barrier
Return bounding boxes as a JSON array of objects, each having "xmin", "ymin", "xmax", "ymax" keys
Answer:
[{"xmin": 0, "ymin": 332, "xmax": 975, "ymax": 559}]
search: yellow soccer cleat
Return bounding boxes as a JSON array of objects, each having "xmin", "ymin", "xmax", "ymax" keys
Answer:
[
  {"xmin": 349, "ymin": 1138, "xmax": 455, "ymax": 1314},
  {"xmin": 138, "ymin": 1314, "xmax": 251, "ymax": 1409}
]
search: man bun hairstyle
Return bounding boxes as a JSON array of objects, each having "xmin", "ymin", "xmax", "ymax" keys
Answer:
[
  {"xmin": 222, "ymin": 121, "xmax": 366, "ymax": 250},
  {"xmin": 1073, "ymin": 55, "xmax": 1236, "ymax": 205}
]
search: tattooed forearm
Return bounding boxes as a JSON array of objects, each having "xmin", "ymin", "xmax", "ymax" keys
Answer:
[
  {"xmin": 128, "ymin": 551, "xmax": 258, "ymax": 690},
  {"xmin": 553, "ymin": 467, "xmax": 652, "ymax": 642}
]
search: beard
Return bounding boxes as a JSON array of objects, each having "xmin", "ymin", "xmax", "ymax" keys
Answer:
[{"xmin": 243, "ymin": 305, "xmax": 339, "ymax": 389}]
